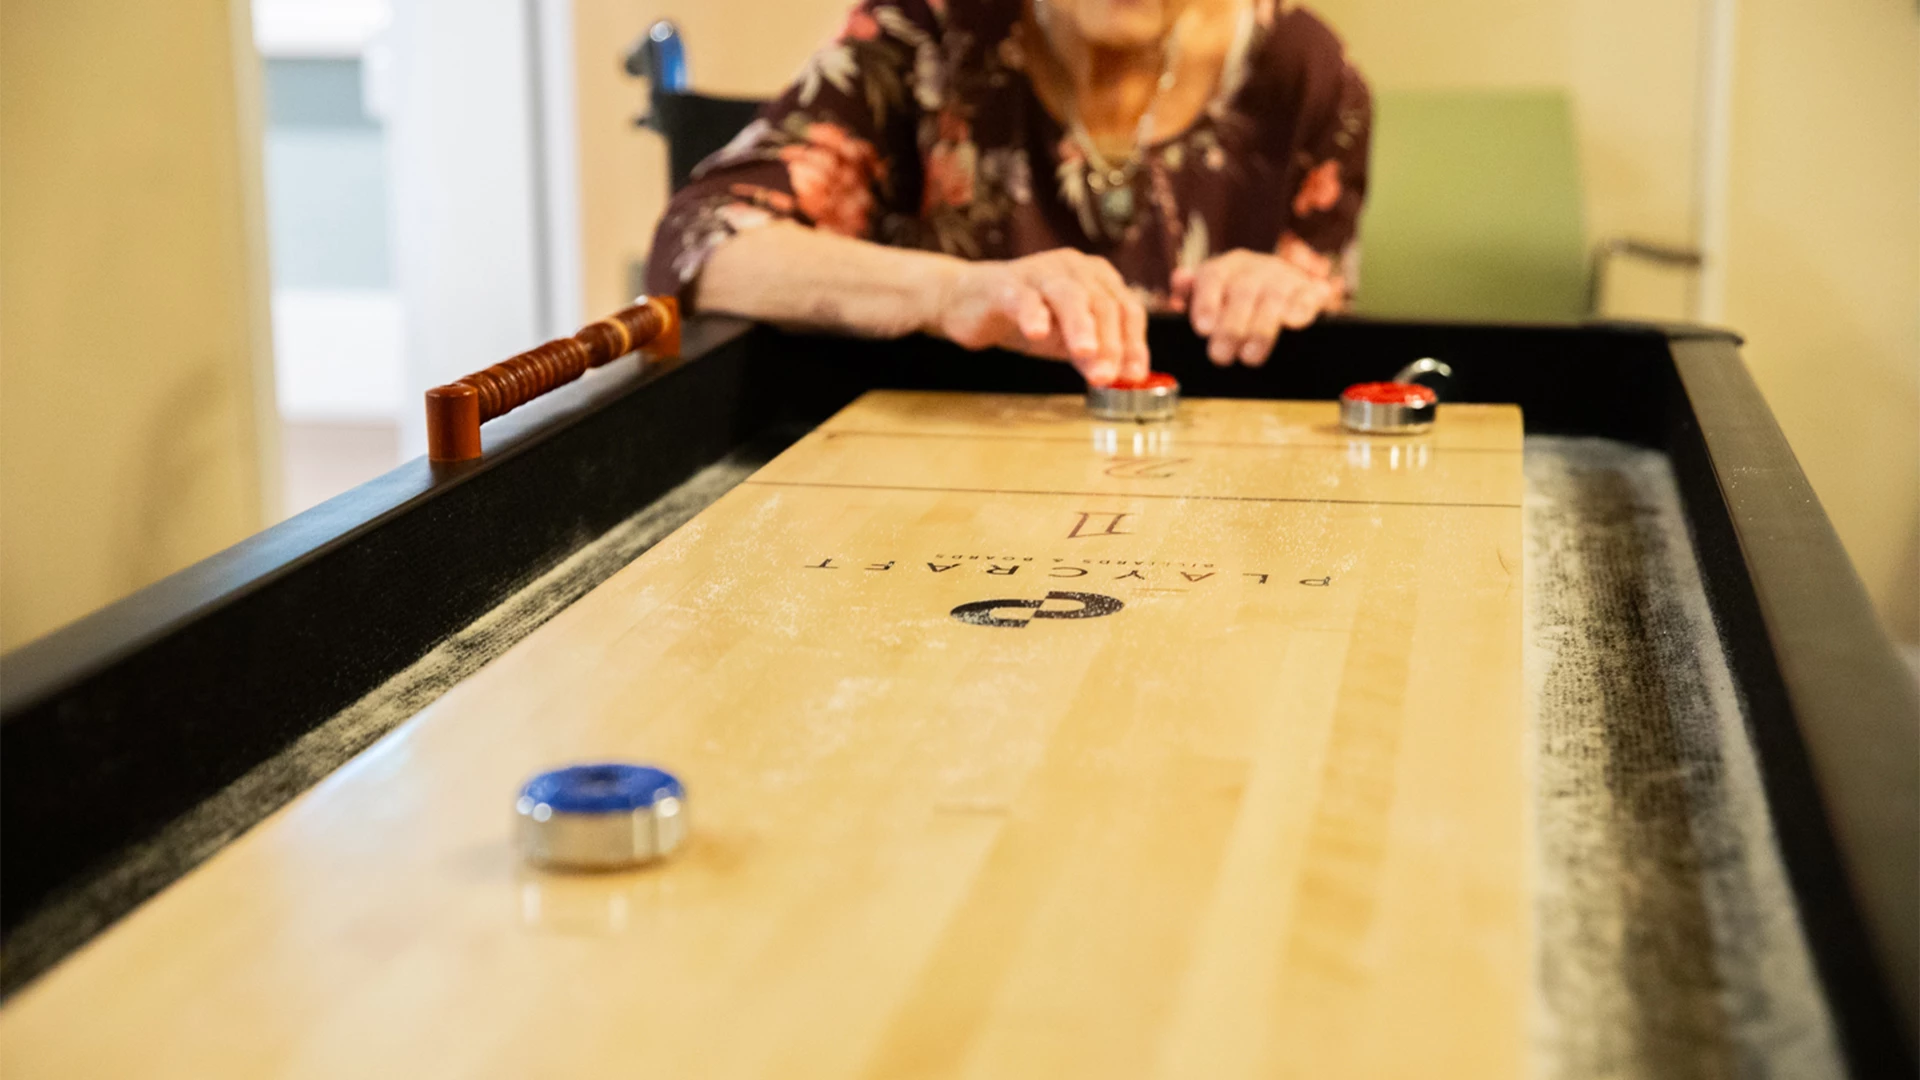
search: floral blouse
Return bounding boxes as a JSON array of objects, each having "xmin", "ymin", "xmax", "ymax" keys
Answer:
[{"xmin": 645, "ymin": 0, "xmax": 1371, "ymax": 311}]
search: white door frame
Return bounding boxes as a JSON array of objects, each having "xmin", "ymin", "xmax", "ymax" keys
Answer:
[{"xmin": 383, "ymin": 0, "xmax": 580, "ymax": 456}]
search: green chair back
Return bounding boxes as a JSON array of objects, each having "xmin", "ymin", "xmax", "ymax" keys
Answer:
[{"xmin": 1354, "ymin": 90, "xmax": 1588, "ymax": 322}]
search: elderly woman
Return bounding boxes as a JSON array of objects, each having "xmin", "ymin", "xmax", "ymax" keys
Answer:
[{"xmin": 645, "ymin": 0, "xmax": 1370, "ymax": 387}]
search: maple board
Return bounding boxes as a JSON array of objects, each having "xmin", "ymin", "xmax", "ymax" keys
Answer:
[{"xmin": 0, "ymin": 391, "xmax": 1527, "ymax": 1079}]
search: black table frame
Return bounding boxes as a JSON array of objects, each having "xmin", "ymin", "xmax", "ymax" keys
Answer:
[{"xmin": 3, "ymin": 316, "xmax": 1913, "ymax": 1074}]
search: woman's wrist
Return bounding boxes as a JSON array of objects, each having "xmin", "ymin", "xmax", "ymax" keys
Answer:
[
  {"xmin": 911, "ymin": 253, "xmax": 975, "ymax": 341},
  {"xmin": 698, "ymin": 224, "xmax": 965, "ymax": 341}
]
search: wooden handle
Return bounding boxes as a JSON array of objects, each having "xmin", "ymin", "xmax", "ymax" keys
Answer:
[{"xmin": 426, "ymin": 295, "xmax": 680, "ymax": 463}]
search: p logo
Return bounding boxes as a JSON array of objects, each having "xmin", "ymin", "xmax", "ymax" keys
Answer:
[{"xmin": 949, "ymin": 591, "xmax": 1124, "ymax": 628}]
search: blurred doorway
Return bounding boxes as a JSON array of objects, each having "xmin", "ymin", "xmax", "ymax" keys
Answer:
[
  {"xmin": 253, "ymin": 0, "xmax": 580, "ymax": 517},
  {"xmin": 255, "ymin": 0, "xmax": 402, "ymax": 516}
]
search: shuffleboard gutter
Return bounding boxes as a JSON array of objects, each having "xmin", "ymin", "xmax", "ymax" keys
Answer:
[{"xmin": 1669, "ymin": 336, "xmax": 1919, "ymax": 1075}]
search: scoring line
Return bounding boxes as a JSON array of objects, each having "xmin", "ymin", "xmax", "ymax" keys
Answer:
[
  {"xmin": 816, "ymin": 428, "xmax": 1523, "ymax": 454},
  {"xmin": 741, "ymin": 479, "xmax": 1522, "ymax": 510}
]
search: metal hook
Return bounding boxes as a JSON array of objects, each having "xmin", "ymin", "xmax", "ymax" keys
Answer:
[{"xmin": 1392, "ymin": 358, "xmax": 1453, "ymax": 385}]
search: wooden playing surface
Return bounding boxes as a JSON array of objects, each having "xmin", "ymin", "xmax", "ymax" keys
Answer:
[{"xmin": 1, "ymin": 392, "xmax": 1527, "ymax": 1078}]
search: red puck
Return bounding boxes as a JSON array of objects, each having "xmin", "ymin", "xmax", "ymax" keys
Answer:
[
  {"xmin": 1339, "ymin": 380, "xmax": 1438, "ymax": 433},
  {"xmin": 1340, "ymin": 381, "xmax": 1438, "ymax": 406},
  {"xmin": 1105, "ymin": 372, "xmax": 1179, "ymax": 392}
]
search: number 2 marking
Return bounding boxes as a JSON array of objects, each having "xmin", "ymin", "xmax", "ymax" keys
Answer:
[
  {"xmin": 1102, "ymin": 457, "xmax": 1190, "ymax": 480},
  {"xmin": 1068, "ymin": 511, "xmax": 1134, "ymax": 539}
]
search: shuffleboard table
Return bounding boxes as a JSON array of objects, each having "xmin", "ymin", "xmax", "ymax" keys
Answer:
[{"xmin": 1, "ymin": 315, "xmax": 1913, "ymax": 1078}]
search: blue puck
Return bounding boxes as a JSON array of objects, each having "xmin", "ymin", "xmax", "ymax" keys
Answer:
[
  {"xmin": 515, "ymin": 763, "xmax": 688, "ymax": 870},
  {"xmin": 519, "ymin": 764, "xmax": 684, "ymax": 815}
]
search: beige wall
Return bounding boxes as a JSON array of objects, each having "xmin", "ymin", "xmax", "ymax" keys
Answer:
[
  {"xmin": 1317, "ymin": 0, "xmax": 1703, "ymax": 318},
  {"xmin": 1720, "ymin": 0, "xmax": 1919, "ymax": 641},
  {"xmin": 572, "ymin": 0, "xmax": 1919, "ymax": 639},
  {"xmin": 0, "ymin": 0, "xmax": 275, "ymax": 650}
]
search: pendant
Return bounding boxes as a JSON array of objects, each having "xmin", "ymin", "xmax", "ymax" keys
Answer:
[
  {"xmin": 1084, "ymin": 165, "xmax": 1134, "ymax": 238},
  {"xmin": 1099, "ymin": 185, "xmax": 1134, "ymax": 231}
]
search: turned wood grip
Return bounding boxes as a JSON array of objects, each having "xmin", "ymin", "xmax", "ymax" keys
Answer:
[{"xmin": 426, "ymin": 296, "xmax": 680, "ymax": 463}]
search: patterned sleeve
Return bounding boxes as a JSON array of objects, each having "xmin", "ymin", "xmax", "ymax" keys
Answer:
[
  {"xmin": 1275, "ymin": 12, "xmax": 1372, "ymax": 259},
  {"xmin": 643, "ymin": 0, "xmax": 938, "ymax": 304}
]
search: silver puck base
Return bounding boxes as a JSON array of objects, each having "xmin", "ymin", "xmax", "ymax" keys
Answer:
[
  {"xmin": 1338, "ymin": 395, "xmax": 1437, "ymax": 434},
  {"xmin": 516, "ymin": 796, "xmax": 687, "ymax": 871},
  {"xmin": 1087, "ymin": 374, "xmax": 1180, "ymax": 422}
]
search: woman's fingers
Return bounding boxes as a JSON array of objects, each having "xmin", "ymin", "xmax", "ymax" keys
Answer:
[
  {"xmin": 1118, "ymin": 289, "xmax": 1149, "ymax": 381},
  {"xmin": 1092, "ymin": 261, "xmax": 1150, "ymax": 382},
  {"xmin": 1167, "ymin": 267, "xmax": 1196, "ymax": 313},
  {"xmin": 1035, "ymin": 276, "xmax": 1098, "ymax": 356},
  {"xmin": 959, "ymin": 248, "xmax": 1335, "ymax": 378},
  {"xmin": 1067, "ymin": 255, "xmax": 1147, "ymax": 382},
  {"xmin": 1281, "ymin": 279, "xmax": 1325, "ymax": 330},
  {"xmin": 1085, "ymin": 289, "xmax": 1123, "ymax": 374},
  {"xmin": 1241, "ymin": 293, "xmax": 1289, "ymax": 365},
  {"xmin": 1187, "ymin": 260, "xmax": 1231, "ymax": 337},
  {"xmin": 1035, "ymin": 276, "xmax": 1119, "ymax": 384},
  {"xmin": 957, "ymin": 250, "xmax": 1149, "ymax": 385},
  {"xmin": 1007, "ymin": 280, "xmax": 1053, "ymax": 342},
  {"xmin": 1182, "ymin": 250, "xmax": 1340, "ymax": 366},
  {"xmin": 1209, "ymin": 276, "xmax": 1263, "ymax": 365}
]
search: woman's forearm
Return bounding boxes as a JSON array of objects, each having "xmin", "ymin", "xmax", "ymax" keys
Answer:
[
  {"xmin": 692, "ymin": 223, "xmax": 964, "ymax": 339},
  {"xmin": 692, "ymin": 222, "xmax": 1150, "ymax": 385}
]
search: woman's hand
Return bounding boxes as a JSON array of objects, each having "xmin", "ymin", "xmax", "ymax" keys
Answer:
[
  {"xmin": 1170, "ymin": 247, "xmax": 1339, "ymax": 366},
  {"xmin": 927, "ymin": 249, "xmax": 1149, "ymax": 387}
]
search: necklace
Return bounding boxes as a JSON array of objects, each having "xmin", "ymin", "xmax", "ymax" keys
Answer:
[{"xmin": 1035, "ymin": 3, "xmax": 1186, "ymax": 240}]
